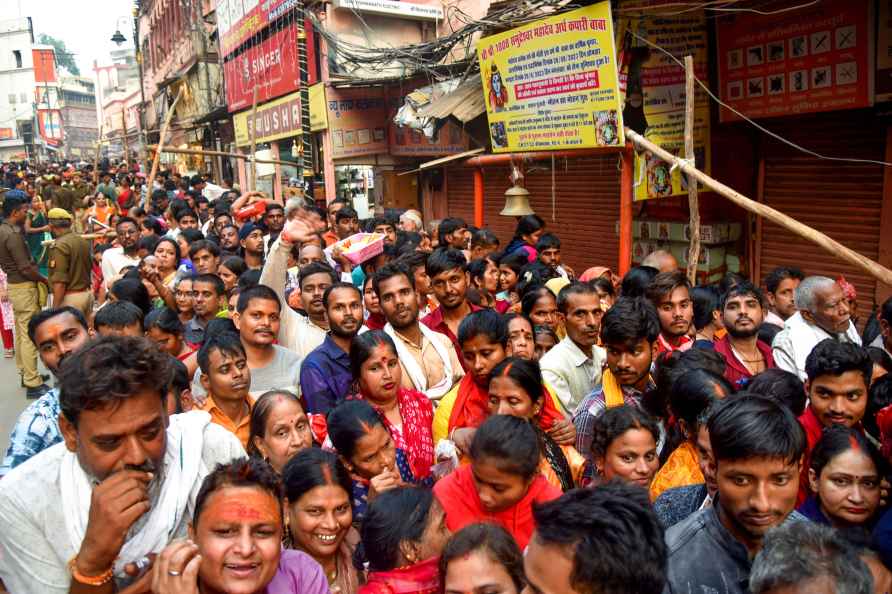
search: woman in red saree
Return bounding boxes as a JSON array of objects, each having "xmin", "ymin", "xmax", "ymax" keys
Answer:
[
  {"xmin": 350, "ymin": 331, "xmax": 434, "ymax": 485},
  {"xmin": 433, "ymin": 415, "xmax": 561, "ymax": 550},
  {"xmin": 359, "ymin": 487, "xmax": 451, "ymax": 594},
  {"xmin": 432, "ymin": 309, "xmax": 571, "ymax": 453}
]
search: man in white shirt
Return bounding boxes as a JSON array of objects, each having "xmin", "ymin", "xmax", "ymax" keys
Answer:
[
  {"xmin": 540, "ymin": 282, "xmax": 606, "ymax": 414},
  {"xmin": 763, "ymin": 266, "xmax": 804, "ymax": 328},
  {"xmin": 193, "ymin": 284, "xmax": 302, "ymax": 399},
  {"xmin": 374, "ymin": 261, "xmax": 464, "ymax": 402},
  {"xmin": 99, "ymin": 217, "xmax": 140, "ymax": 289},
  {"xmin": 772, "ymin": 275, "xmax": 861, "ymax": 381},
  {"xmin": 0, "ymin": 336, "xmax": 244, "ymax": 594}
]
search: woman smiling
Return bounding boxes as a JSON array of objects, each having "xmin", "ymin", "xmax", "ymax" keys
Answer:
[
  {"xmin": 151, "ymin": 458, "xmax": 329, "ymax": 594},
  {"xmin": 283, "ymin": 449, "xmax": 361, "ymax": 594}
]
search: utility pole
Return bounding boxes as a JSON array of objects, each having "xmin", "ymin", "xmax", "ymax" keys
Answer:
[{"xmin": 132, "ymin": 2, "xmax": 148, "ymax": 173}]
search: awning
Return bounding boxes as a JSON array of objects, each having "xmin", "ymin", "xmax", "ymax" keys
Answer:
[
  {"xmin": 416, "ymin": 73, "xmax": 485, "ymax": 124},
  {"xmin": 397, "ymin": 147, "xmax": 484, "ymax": 175}
]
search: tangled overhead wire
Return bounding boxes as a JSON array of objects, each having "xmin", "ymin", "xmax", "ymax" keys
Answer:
[{"xmin": 301, "ymin": 0, "xmax": 580, "ymax": 81}]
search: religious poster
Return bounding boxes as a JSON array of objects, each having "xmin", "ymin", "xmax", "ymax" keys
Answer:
[
  {"xmin": 476, "ymin": 2, "xmax": 624, "ymax": 153},
  {"xmin": 617, "ymin": 4, "xmax": 711, "ymax": 201}
]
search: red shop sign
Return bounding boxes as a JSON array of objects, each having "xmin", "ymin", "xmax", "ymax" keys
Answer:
[
  {"xmin": 716, "ymin": 0, "xmax": 871, "ymax": 122},
  {"xmin": 224, "ymin": 25, "xmax": 299, "ymax": 113},
  {"xmin": 218, "ymin": 0, "xmax": 295, "ymax": 57}
]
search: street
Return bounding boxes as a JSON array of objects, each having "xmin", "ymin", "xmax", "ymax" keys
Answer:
[{"xmin": 0, "ymin": 354, "xmax": 44, "ymax": 459}]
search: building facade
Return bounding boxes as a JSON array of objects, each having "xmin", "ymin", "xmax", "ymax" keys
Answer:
[
  {"xmin": 0, "ymin": 18, "xmax": 36, "ymax": 161},
  {"xmin": 58, "ymin": 76, "xmax": 98, "ymax": 160},
  {"xmin": 139, "ymin": 0, "xmax": 226, "ymax": 177}
]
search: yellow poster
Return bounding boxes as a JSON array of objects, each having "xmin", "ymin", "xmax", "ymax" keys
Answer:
[
  {"xmin": 309, "ymin": 83, "xmax": 329, "ymax": 132},
  {"xmin": 476, "ymin": 2, "xmax": 624, "ymax": 153},
  {"xmin": 617, "ymin": 5, "xmax": 710, "ymax": 200}
]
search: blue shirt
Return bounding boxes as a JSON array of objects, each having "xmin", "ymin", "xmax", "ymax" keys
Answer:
[
  {"xmin": 0, "ymin": 388, "xmax": 62, "ymax": 477},
  {"xmin": 299, "ymin": 335, "xmax": 352, "ymax": 414}
]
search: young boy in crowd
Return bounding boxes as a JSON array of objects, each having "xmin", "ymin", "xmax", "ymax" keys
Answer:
[
  {"xmin": 197, "ymin": 331, "xmax": 253, "ymax": 448},
  {"xmin": 665, "ymin": 395, "xmax": 806, "ymax": 594},
  {"xmin": 536, "ymin": 233, "xmax": 574, "ymax": 280},
  {"xmin": 573, "ymin": 297, "xmax": 660, "ymax": 467},
  {"xmin": 797, "ymin": 339, "xmax": 872, "ymax": 502},
  {"xmin": 646, "ymin": 271, "xmax": 694, "ymax": 356}
]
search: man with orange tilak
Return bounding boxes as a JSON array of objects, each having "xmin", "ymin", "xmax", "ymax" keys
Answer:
[{"xmin": 0, "ymin": 335, "xmax": 245, "ymax": 594}]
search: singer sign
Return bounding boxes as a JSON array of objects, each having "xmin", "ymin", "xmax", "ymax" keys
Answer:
[{"xmin": 223, "ymin": 25, "xmax": 299, "ymax": 112}]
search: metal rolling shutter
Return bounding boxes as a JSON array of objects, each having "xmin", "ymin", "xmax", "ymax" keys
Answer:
[
  {"xmin": 446, "ymin": 154, "xmax": 621, "ymax": 272},
  {"xmin": 759, "ymin": 112, "xmax": 884, "ymax": 318}
]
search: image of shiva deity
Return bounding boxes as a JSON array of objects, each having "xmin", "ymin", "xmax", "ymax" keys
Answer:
[{"xmin": 488, "ymin": 64, "xmax": 510, "ymax": 111}]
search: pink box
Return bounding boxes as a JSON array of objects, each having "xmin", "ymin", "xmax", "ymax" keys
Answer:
[{"xmin": 335, "ymin": 233, "xmax": 385, "ymax": 265}]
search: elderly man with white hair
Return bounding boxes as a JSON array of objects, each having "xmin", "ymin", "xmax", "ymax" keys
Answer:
[{"xmin": 771, "ymin": 275, "xmax": 861, "ymax": 381}]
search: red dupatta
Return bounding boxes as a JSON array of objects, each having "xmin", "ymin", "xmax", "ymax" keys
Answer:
[
  {"xmin": 447, "ymin": 375, "xmax": 565, "ymax": 435},
  {"xmin": 360, "ymin": 388, "xmax": 435, "ymax": 480},
  {"xmin": 359, "ymin": 556, "xmax": 440, "ymax": 594}
]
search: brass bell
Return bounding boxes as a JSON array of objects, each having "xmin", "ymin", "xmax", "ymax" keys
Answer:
[{"xmin": 500, "ymin": 184, "xmax": 534, "ymax": 216}]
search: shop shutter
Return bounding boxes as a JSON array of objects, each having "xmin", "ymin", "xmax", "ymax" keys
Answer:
[
  {"xmin": 759, "ymin": 111, "xmax": 885, "ymax": 320},
  {"xmin": 446, "ymin": 154, "xmax": 621, "ymax": 273}
]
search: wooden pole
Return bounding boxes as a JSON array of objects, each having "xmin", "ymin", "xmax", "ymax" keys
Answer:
[
  {"xmin": 248, "ymin": 85, "xmax": 259, "ymax": 192},
  {"xmin": 619, "ymin": 145, "xmax": 634, "ymax": 277},
  {"xmin": 146, "ymin": 89, "xmax": 183, "ymax": 208},
  {"xmin": 92, "ymin": 125, "xmax": 103, "ymax": 186},
  {"xmin": 121, "ymin": 110, "xmax": 129, "ymax": 167},
  {"xmin": 146, "ymin": 145, "xmax": 296, "ymax": 166},
  {"xmin": 684, "ymin": 55, "xmax": 700, "ymax": 285},
  {"xmin": 624, "ymin": 126, "xmax": 892, "ymax": 287}
]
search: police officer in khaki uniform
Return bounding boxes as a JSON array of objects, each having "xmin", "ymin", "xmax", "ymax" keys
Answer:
[
  {"xmin": 0, "ymin": 192, "xmax": 50, "ymax": 398},
  {"xmin": 47, "ymin": 207, "xmax": 93, "ymax": 318}
]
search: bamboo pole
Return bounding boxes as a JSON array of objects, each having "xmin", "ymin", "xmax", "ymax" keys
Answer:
[
  {"xmin": 92, "ymin": 125, "xmax": 103, "ymax": 186},
  {"xmin": 684, "ymin": 55, "xmax": 700, "ymax": 285},
  {"xmin": 248, "ymin": 85, "xmax": 259, "ymax": 192},
  {"xmin": 146, "ymin": 145, "xmax": 296, "ymax": 166},
  {"xmin": 146, "ymin": 89, "xmax": 183, "ymax": 208},
  {"xmin": 42, "ymin": 231, "xmax": 116, "ymax": 246},
  {"xmin": 624, "ymin": 127, "xmax": 892, "ymax": 287}
]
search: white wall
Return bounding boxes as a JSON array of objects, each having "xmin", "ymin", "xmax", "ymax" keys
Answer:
[{"xmin": 0, "ymin": 18, "xmax": 34, "ymax": 143}]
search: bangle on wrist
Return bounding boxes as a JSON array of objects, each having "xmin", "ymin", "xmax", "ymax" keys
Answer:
[{"xmin": 69, "ymin": 556, "xmax": 114, "ymax": 586}]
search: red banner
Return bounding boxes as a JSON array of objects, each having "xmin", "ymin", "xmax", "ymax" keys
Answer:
[
  {"xmin": 223, "ymin": 25, "xmax": 299, "ymax": 113},
  {"xmin": 218, "ymin": 0, "xmax": 295, "ymax": 57},
  {"xmin": 716, "ymin": 0, "xmax": 871, "ymax": 122}
]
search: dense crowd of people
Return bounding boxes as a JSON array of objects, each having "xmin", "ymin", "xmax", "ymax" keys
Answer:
[{"xmin": 0, "ymin": 158, "xmax": 891, "ymax": 593}]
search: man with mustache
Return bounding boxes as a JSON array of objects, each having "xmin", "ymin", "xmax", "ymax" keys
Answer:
[
  {"xmin": 374, "ymin": 261, "xmax": 464, "ymax": 403},
  {"xmin": 646, "ymin": 271, "xmax": 694, "ymax": 357},
  {"xmin": 229, "ymin": 285, "xmax": 301, "ymax": 398},
  {"xmin": 796, "ymin": 339, "xmax": 872, "ymax": 504},
  {"xmin": 0, "ymin": 335, "xmax": 244, "ymax": 594},
  {"xmin": 300, "ymin": 282, "xmax": 363, "ymax": 413},
  {"xmin": 0, "ymin": 306, "xmax": 91, "ymax": 477},
  {"xmin": 664, "ymin": 395, "xmax": 806, "ymax": 594},
  {"xmin": 540, "ymin": 282, "xmax": 606, "ymax": 414},
  {"xmin": 772, "ymin": 276, "xmax": 862, "ymax": 381},
  {"xmin": 198, "ymin": 332, "xmax": 254, "ymax": 448},
  {"xmin": 713, "ymin": 282, "xmax": 776, "ymax": 388}
]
